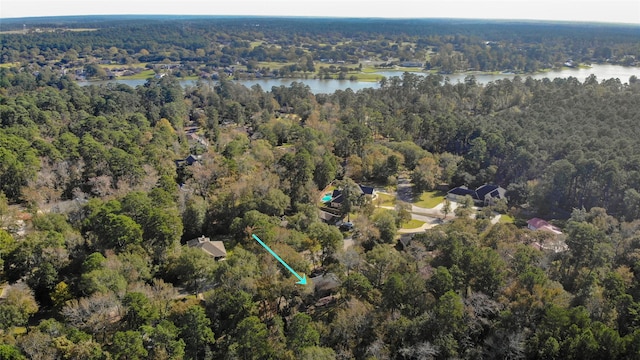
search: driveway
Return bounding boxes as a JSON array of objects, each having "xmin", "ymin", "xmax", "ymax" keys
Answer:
[
  {"xmin": 343, "ymin": 236, "xmax": 354, "ymax": 250},
  {"xmin": 395, "ymin": 176, "xmax": 414, "ymax": 203}
]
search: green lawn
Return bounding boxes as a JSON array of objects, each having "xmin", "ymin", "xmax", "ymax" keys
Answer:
[
  {"xmin": 372, "ymin": 208, "xmax": 394, "ymax": 217},
  {"xmin": 349, "ymin": 73, "xmax": 385, "ymax": 82},
  {"xmin": 499, "ymin": 214, "xmax": 516, "ymax": 224},
  {"xmin": 256, "ymin": 61, "xmax": 294, "ymax": 69},
  {"xmin": 413, "ymin": 191, "xmax": 446, "ymax": 209},
  {"xmin": 0, "ymin": 62, "xmax": 20, "ymax": 68},
  {"xmin": 118, "ymin": 69, "xmax": 155, "ymax": 80},
  {"xmin": 376, "ymin": 193, "xmax": 396, "ymax": 207},
  {"xmin": 402, "ymin": 219, "xmax": 426, "ymax": 229},
  {"xmin": 319, "ymin": 72, "xmax": 384, "ymax": 82},
  {"xmin": 10, "ymin": 327, "xmax": 27, "ymax": 336}
]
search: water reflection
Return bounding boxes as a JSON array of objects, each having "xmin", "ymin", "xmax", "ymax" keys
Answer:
[{"xmin": 78, "ymin": 64, "xmax": 640, "ymax": 93}]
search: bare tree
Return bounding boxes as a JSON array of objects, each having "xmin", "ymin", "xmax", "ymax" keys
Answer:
[
  {"xmin": 62, "ymin": 292, "xmax": 122, "ymax": 342},
  {"xmin": 442, "ymin": 199, "xmax": 451, "ymax": 220},
  {"xmin": 399, "ymin": 342, "xmax": 438, "ymax": 360}
]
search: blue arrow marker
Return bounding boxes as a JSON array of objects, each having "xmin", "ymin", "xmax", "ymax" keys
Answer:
[{"xmin": 252, "ymin": 234, "xmax": 307, "ymax": 285}]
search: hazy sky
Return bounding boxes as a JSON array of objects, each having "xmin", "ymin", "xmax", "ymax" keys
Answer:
[{"xmin": 1, "ymin": 0, "xmax": 639, "ymax": 24}]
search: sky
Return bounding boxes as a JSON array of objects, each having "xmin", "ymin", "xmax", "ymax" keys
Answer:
[{"xmin": 1, "ymin": 0, "xmax": 639, "ymax": 24}]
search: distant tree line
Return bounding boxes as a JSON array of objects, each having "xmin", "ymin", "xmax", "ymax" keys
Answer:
[{"xmin": 2, "ymin": 17, "xmax": 639, "ymax": 73}]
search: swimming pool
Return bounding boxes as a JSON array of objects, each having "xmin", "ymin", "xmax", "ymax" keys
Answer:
[{"xmin": 321, "ymin": 193, "xmax": 332, "ymax": 202}]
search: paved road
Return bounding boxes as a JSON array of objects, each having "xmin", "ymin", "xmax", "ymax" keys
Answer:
[{"xmin": 395, "ymin": 176, "xmax": 414, "ymax": 203}]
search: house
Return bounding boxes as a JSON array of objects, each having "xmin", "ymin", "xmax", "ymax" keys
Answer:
[
  {"xmin": 327, "ymin": 184, "xmax": 376, "ymax": 208},
  {"xmin": 187, "ymin": 236, "xmax": 227, "ymax": 261},
  {"xmin": 185, "ymin": 154, "xmax": 202, "ymax": 165},
  {"xmin": 310, "ymin": 273, "xmax": 341, "ymax": 298},
  {"xmin": 475, "ymin": 184, "xmax": 507, "ymax": 206},
  {"xmin": 175, "ymin": 154, "xmax": 202, "ymax": 167},
  {"xmin": 319, "ymin": 210, "xmax": 341, "ymax": 224},
  {"xmin": 527, "ymin": 218, "xmax": 562, "ymax": 235},
  {"xmin": 447, "ymin": 184, "xmax": 506, "ymax": 206},
  {"xmin": 527, "ymin": 218, "xmax": 567, "ymax": 252}
]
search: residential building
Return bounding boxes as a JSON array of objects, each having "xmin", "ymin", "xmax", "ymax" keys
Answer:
[
  {"xmin": 527, "ymin": 218, "xmax": 562, "ymax": 235},
  {"xmin": 447, "ymin": 184, "xmax": 507, "ymax": 206},
  {"xmin": 187, "ymin": 236, "xmax": 227, "ymax": 261}
]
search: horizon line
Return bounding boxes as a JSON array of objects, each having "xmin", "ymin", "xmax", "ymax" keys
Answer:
[{"xmin": 1, "ymin": 14, "xmax": 639, "ymax": 27}]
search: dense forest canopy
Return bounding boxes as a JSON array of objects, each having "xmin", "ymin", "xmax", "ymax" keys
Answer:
[
  {"xmin": 1, "ymin": 16, "xmax": 640, "ymax": 360},
  {"xmin": 2, "ymin": 17, "xmax": 640, "ymax": 75}
]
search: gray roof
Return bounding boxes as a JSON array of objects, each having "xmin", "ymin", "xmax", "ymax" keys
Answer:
[{"xmin": 187, "ymin": 236, "xmax": 227, "ymax": 258}]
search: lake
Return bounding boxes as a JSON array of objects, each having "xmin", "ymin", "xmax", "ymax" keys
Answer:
[
  {"xmin": 78, "ymin": 64, "xmax": 640, "ymax": 94},
  {"xmin": 374, "ymin": 64, "xmax": 640, "ymax": 85}
]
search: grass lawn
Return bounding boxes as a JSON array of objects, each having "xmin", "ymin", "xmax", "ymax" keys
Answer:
[
  {"xmin": 499, "ymin": 214, "xmax": 516, "ymax": 224},
  {"xmin": 0, "ymin": 62, "xmax": 21, "ymax": 68},
  {"xmin": 100, "ymin": 62, "xmax": 149, "ymax": 70},
  {"xmin": 372, "ymin": 208, "xmax": 394, "ymax": 217},
  {"xmin": 361, "ymin": 66, "xmax": 384, "ymax": 73},
  {"xmin": 413, "ymin": 191, "xmax": 446, "ymax": 209},
  {"xmin": 360, "ymin": 65, "xmax": 426, "ymax": 74},
  {"xmin": 351, "ymin": 73, "xmax": 385, "ymax": 82},
  {"xmin": 319, "ymin": 72, "xmax": 384, "ymax": 82},
  {"xmin": 395, "ymin": 66, "xmax": 425, "ymax": 72},
  {"xmin": 402, "ymin": 219, "xmax": 426, "ymax": 229},
  {"xmin": 376, "ymin": 193, "xmax": 396, "ymax": 207},
  {"xmin": 118, "ymin": 69, "xmax": 156, "ymax": 80},
  {"xmin": 11, "ymin": 327, "xmax": 27, "ymax": 336},
  {"xmin": 256, "ymin": 61, "xmax": 294, "ymax": 69}
]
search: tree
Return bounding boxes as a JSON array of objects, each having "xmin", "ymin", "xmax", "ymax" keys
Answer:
[
  {"xmin": 412, "ymin": 155, "xmax": 441, "ymax": 192},
  {"xmin": 16, "ymin": 329, "xmax": 57, "ymax": 360},
  {"xmin": 442, "ymin": 198, "xmax": 451, "ymax": 219},
  {"xmin": 84, "ymin": 64, "xmax": 108, "ymax": 79},
  {"xmin": 287, "ymin": 313, "xmax": 320, "ymax": 355},
  {"xmin": 94, "ymin": 213, "xmax": 143, "ymax": 251},
  {"xmin": 181, "ymin": 195, "xmax": 207, "ymax": 240},
  {"xmin": 79, "ymin": 256, "xmax": 127, "ymax": 296},
  {"xmin": 395, "ymin": 201, "xmax": 412, "ymax": 227},
  {"xmin": 229, "ymin": 316, "xmax": 273, "ymax": 360},
  {"xmin": 335, "ymin": 177, "xmax": 364, "ymax": 220},
  {"xmin": 433, "ymin": 290, "xmax": 466, "ymax": 343},
  {"xmin": 164, "ymin": 247, "xmax": 217, "ymax": 294},
  {"xmin": 307, "ymin": 222, "xmax": 343, "ymax": 265},
  {"xmin": 281, "ymin": 148, "xmax": 316, "ymax": 210},
  {"xmin": 61, "ymin": 292, "xmax": 121, "ymax": 341},
  {"xmin": 173, "ymin": 305, "xmax": 215, "ymax": 360},
  {"xmin": 50, "ymin": 281, "xmax": 73, "ymax": 309},
  {"xmin": 0, "ymin": 344, "xmax": 25, "ymax": 360},
  {"xmin": 314, "ymin": 154, "xmax": 337, "ymax": 190},
  {"xmin": 204, "ymin": 287, "xmax": 257, "ymax": 336},
  {"xmin": 300, "ymin": 347, "xmax": 337, "ymax": 360},
  {"xmin": 122, "ymin": 292, "xmax": 158, "ymax": 330},
  {"xmin": 258, "ymin": 188, "xmax": 290, "ymax": 217},
  {"xmin": 342, "ymin": 272, "xmax": 374, "ymax": 302},
  {"xmin": 142, "ymin": 207, "xmax": 183, "ymax": 261},
  {"xmin": 365, "ymin": 245, "xmax": 405, "ymax": 288},
  {"xmin": 428, "ymin": 266, "xmax": 454, "ymax": 298},
  {"xmin": 0, "ymin": 285, "xmax": 38, "ymax": 330},
  {"xmin": 140, "ymin": 320, "xmax": 186, "ymax": 360},
  {"xmin": 372, "ymin": 210, "xmax": 398, "ymax": 244},
  {"xmin": 110, "ymin": 330, "xmax": 147, "ymax": 360},
  {"xmin": 0, "ymin": 229, "xmax": 15, "ymax": 280}
]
